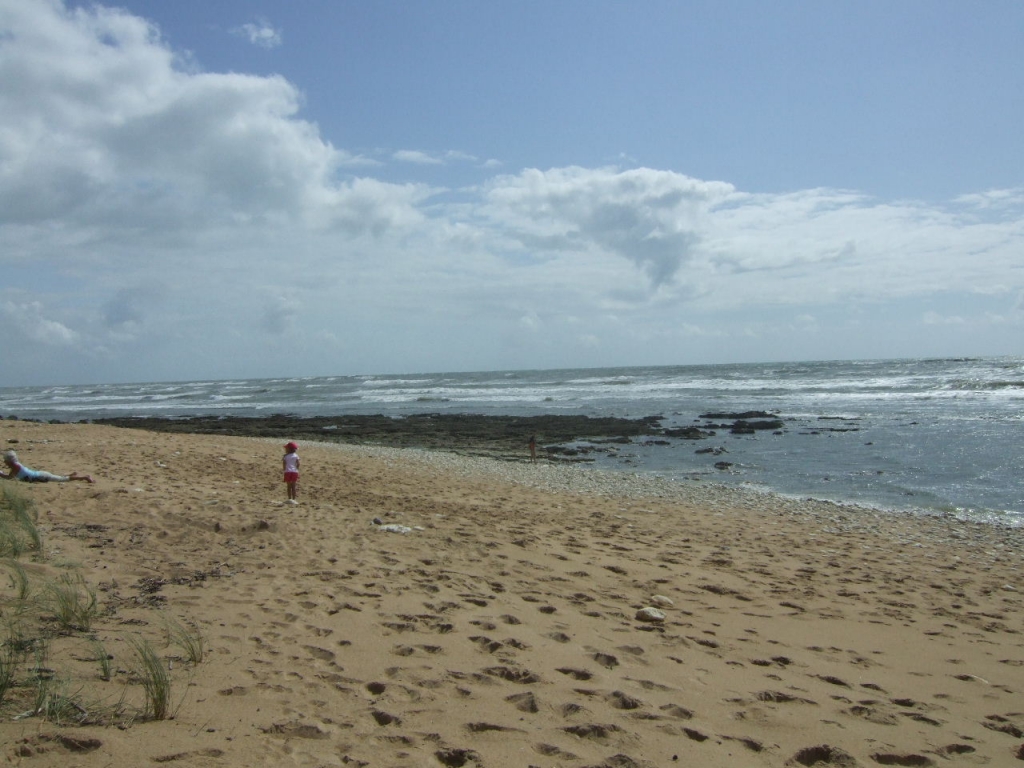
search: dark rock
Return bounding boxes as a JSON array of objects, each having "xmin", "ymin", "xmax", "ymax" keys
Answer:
[
  {"xmin": 663, "ymin": 427, "xmax": 714, "ymax": 439},
  {"xmin": 699, "ymin": 410, "xmax": 777, "ymax": 420},
  {"xmin": 730, "ymin": 419, "xmax": 784, "ymax": 433},
  {"xmin": 698, "ymin": 411, "xmax": 785, "ymax": 434},
  {"xmin": 92, "ymin": 413, "xmax": 663, "ymax": 461}
]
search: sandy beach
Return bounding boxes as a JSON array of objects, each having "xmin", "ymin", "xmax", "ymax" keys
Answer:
[{"xmin": 1, "ymin": 419, "xmax": 1022, "ymax": 767}]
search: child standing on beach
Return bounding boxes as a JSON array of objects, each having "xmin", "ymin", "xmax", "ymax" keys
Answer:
[{"xmin": 283, "ymin": 442, "xmax": 300, "ymax": 503}]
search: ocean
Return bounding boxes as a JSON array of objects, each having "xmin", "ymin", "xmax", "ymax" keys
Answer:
[{"xmin": 2, "ymin": 357, "xmax": 1022, "ymax": 527}]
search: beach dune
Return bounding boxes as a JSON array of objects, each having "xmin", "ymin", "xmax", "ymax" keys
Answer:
[{"xmin": 1, "ymin": 420, "xmax": 1022, "ymax": 767}]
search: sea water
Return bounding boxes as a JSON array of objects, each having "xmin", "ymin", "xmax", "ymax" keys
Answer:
[{"xmin": 2, "ymin": 357, "xmax": 1022, "ymax": 526}]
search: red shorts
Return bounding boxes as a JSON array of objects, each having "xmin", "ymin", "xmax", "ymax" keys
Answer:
[{"xmin": 284, "ymin": 471, "xmax": 299, "ymax": 483}]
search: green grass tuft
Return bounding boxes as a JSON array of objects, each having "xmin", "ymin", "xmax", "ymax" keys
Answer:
[
  {"xmin": 0, "ymin": 485, "xmax": 41, "ymax": 557},
  {"xmin": 0, "ymin": 640, "xmax": 17, "ymax": 706},
  {"xmin": 166, "ymin": 617, "xmax": 205, "ymax": 665},
  {"xmin": 45, "ymin": 572, "xmax": 98, "ymax": 632},
  {"xmin": 87, "ymin": 636, "xmax": 113, "ymax": 681},
  {"xmin": 2, "ymin": 557, "xmax": 32, "ymax": 601},
  {"xmin": 126, "ymin": 635, "xmax": 172, "ymax": 721}
]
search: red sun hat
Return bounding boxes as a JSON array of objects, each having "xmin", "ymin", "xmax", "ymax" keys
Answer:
[{"xmin": 285, "ymin": 442, "xmax": 298, "ymax": 451}]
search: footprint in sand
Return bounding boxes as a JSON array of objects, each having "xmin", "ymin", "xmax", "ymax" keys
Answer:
[
  {"xmin": 606, "ymin": 690, "xmax": 644, "ymax": 710},
  {"xmin": 434, "ymin": 748, "xmax": 481, "ymax": 767},
  {"xmin": 533, "ymin": 743, "xmax": 578, "ymax": 760},
  {"xmin": 11, "ymin": 735, "xmax": 103, "ymax": 758},
  {"xmin": 591, "ymin": 652, "xmax": 619, "ymax": 669},
  {"xmin": 302, "ymin": 645, "xmax": 336, "ymax": 662},
  {"xmin": 659, "ymin": 703, "xmax": 694, "ymax": 720},
  {"xmin": 151, "ymin": 749, "xmax": 227, "ymax": 762},
  {"xmin": 786, "ymin": 744, "xmax": 856, "ymax": 766},
  {"xmin": 757, "ymin": 691, "xmax": 817, "ymax": 705},
  {"xmin": 723, "ymin": 735, "xmax": 765, "ymax": 753},
  {"xmin": 465, "ymin": 722, "xmax": 522, "ymax": 734},
  {"xmin": 631, "ymin": 678, "xmax": 674, "ymax": 692},
  {"xmin": 981, "ymin": 713, "xmax": 1024, "ymax": 738},
  {"xmin": 846, "ymin": 704, "xmax": 900, "ymax": 725},
  {"xmin": 469, "ymin": 635, "xmax": 504, "ymax": 654},
  {"xmin": 561, "ymin": 723, "xmax": 623, "ymax": 741},
  {"xmin": 870, "ymin": 754, "xmax": 936, "ymax": 767},
  {"xmin": 813, "ymin": 674, "xmax": 852, "ymax": 688},
  {"xmin": 506, "ymin": 691, "xmax": 539, "ymax": 713},
  {"xmin": 556, "ymin": 667, "xmax": 593, "ymax": 681},
  {"xmin": 260, "ymin": 722, "xmax": 328, "ymax": 740},
  {"xmin": 371, "ymin": 710, "xmax": 401, "ymax": 726},
  {"xmin": 935, "ymin": 743, "xmax": 975, "ymax": 757},
  {"xmin": 482, "ymin": 666, "xmax": 541, "ymax": 684}
]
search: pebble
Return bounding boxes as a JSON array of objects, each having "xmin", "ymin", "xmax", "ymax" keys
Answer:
[{"xmin": 635, "ymin": 607, "xmax": 666, "ymax": 623}]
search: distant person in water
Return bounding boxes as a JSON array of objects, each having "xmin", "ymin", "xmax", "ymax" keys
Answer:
[
  {"xmin": 283, "ymin": 442, "xmax": 300, "ymax": 503},
  {"xmin": 528, "ymin": 435, "xmax": 537, "ymax": 462},
  {"xmin": 1, "ymin": 450, "xmax": 94, "ymax": 483}
]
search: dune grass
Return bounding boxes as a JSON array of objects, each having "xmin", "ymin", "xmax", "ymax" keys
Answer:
[
  {"xmin": 0, "ymin": 485, "xmax": 41, "ymax": 557},
  {"xmin": 0, "ymin": 639, "xmax": 16, "ymax": 705},
  {"xmin": 125, "ymin": 635, "xmax": 172, "ymax": 721},
  {"xmin": 0, "ymin": 489, "xmax": 198, "ymax": 726},
  {"xmin": 3, "ymin": 557, "xmax": 32, "ymax": 601},
  {"xmin": 165, "ymin": 617, "xmax": 206, "ymax": 665},
  {"xmin": 87, "ymin": 636, "xmax": 113, "ymax": 682},
  {"xmin": 45, "ymin": 572, "xmax": 98, "ymax": 632}
]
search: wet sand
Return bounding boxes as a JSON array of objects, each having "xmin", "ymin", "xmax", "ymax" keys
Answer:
[{"xmin": 1, "ymin": 419, "xmax": 1022, "ymax": 767}]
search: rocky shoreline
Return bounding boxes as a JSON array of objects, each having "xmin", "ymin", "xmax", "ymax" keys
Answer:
[{"xmin": 91, "ymin": 413, "xmax": 667, "ymax": 461}]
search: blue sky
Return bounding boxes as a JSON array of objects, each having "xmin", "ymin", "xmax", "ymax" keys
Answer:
[{"xmin": 1, "ymin": 0, "xmax": 1022, "ymax": 386}]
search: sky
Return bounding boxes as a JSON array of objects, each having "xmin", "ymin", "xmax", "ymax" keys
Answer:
[{"xmin": 1, "ymin": 0, "xmax": 1022, "ymax": 386}]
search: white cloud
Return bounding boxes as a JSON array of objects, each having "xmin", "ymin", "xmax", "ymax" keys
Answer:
[
  {"xmin": 232, "ymin": 18, "xmax": 282, "ymax": 49},
  {"xmin": 392, "ymin": 149, "xmax": 479, "ymax": 166},
  {"xmin": 954, "ymin": 188, "xmax": 1024, "ymax": 210},
  {"xmin": 1, "ymin": 0, "xmax": 1023, "ymax": 384},
  {"xmin": 393, "ymin": 149, "xmax": 442, "ymax": 165},
  {"xmin": 1, "ymin": 300, "xmax": 78, "ymax": 346},
  {"xmin": 478, "ymin": 166, "xmax": 735, "ymax": 288},
  {"xmin": 0, "ymin": 0, "xmax": 440, "ymax": 264}
]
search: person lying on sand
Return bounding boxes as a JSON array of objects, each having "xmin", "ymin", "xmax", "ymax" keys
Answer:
[{"xmin": 1, "ymin": 450, "xmax": 94, "ymax": 483}]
